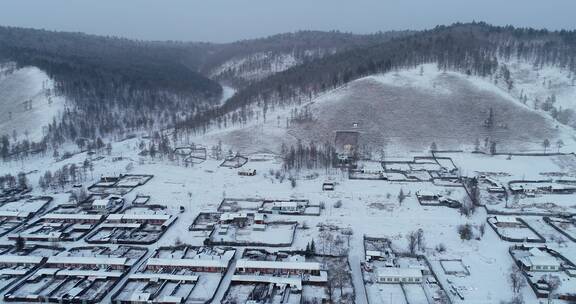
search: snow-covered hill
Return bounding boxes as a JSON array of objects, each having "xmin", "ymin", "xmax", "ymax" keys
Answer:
[
  {"xmin": 198, "ymin": 64, "xmax": 576, "ymax": 155},
  {"xmin": 499, "ymin": 60, "xmax": 576, "ymax": 116},
  {"xmin": 0, "ymin": 64, "xmax": 67, "ymax": 142}
]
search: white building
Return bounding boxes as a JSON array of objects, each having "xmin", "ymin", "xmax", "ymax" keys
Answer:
[
  {"xmin": 272, "ymin": 201, "xmax": 299, "ymax": 213},
  {"xmin": 375, "ymin": 267, "xmax": 423, "ymax": 284},
  {"xmin": 519, "ymin": 248, "xmax": 561, "ymax": 272},
  {"xmin": 92, "ymin": 199, "xmax": 113, "ymax": 210}
]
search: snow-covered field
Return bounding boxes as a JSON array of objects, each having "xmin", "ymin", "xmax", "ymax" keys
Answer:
[{"xmin": 0, "ymin": 65, "xmax": 67, "ymax": 142}]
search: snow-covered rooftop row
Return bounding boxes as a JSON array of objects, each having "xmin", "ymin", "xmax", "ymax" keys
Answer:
[
  {"xmin": 130, "ymin": 273, "xmax": 199, "ymax": 282},
  {"xmin": 0, "ymin": 211, "xmax": 30, "ymax": 218},
  {"xmin": 0, "ymin": 255, "xmax": 44, "ymax": 264},
  {"xmin": 146, "ymin": 257, "xmax": 229, "ymax": 269},
  {"xmin": 47, "ymin": 256, "xmax": 128, "ymax": 266},
  {"xmin": 232, "ymin": 274, "xmax": 302, "ymax": 290},
  {"xmin": 42, "ymin": 213, "xmax": 103, "ymax": 221},
  {"xmin": 236, "ymin": 259, "xmax": 321, "ymax": 271},
  {"xmin": 375, "ymin": 267, "xmax": 423, "ymax": 278},
  {"xmin": 35, "ymin": 268, "xmax": 123, "ymax": 278},
  {"xmin": 106, "ymin": 213, "xmax": 171, "ymax": 221}
]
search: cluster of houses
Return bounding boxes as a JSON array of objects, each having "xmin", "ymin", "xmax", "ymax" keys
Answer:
[
  {"xmin": 4, "ymin": 245, "xmax": 147, "ymax": 303},
  {"xmin": 510, "ymin": 245, "xmax": 576, "ymax": 300},
  {"xmin": 113, "ymin": 246, "xmax": 235, "ymax": 303}
]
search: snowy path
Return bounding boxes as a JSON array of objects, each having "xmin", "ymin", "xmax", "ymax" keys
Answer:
[
  {"xmin": 101, "ymin": 249, "xmax": 155, "ymax": 303},
  {"xmin": 211, "ymin": 247, "xmax": 243, "ymax": 303},
  {"xmin": 349, "ymin": 253, "xmax": 368, "ymax": 304}
]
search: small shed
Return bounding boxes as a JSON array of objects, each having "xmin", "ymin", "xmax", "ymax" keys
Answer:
[{"xmin": 322, "ymin": 183, "xmax": 335, "ymax": 191}]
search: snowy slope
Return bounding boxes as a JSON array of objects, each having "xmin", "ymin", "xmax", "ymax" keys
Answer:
[
  {"xmin": 199, "ymin": 64, "xmax": 576, "ymax": 155},
  {"xmin": 0, "ymin": 65, "xmax": 67, "ymax": 142},
  {"xmin": 209, "ymin": 52, "xmax": 300, "ymax": 82},
  {"xmin": 501, "ymin": 59, "xmax": 576, "ymax": 111}
]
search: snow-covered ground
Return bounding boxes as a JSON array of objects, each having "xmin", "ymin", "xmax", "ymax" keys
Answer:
[
  {"xmin": 2, "ymin": 135, "xmax": 575, "ymax": 303},
  {"xmin": 1, "ymin": 61, "xmax": 576, "ymax": 303},
  {"xmin": 0, "ymin": 65, "xmax": 67, "ymax": 142}
]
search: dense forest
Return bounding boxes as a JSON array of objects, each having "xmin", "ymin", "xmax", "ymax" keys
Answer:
[{"xmin": 0, "ymin": 26, "xmax": 225, "ymax": 150}]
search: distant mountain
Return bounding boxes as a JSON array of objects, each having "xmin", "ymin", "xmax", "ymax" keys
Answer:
[{"xmin": 200, "ymin": 30, "xmax": 412, "ymax": 87}]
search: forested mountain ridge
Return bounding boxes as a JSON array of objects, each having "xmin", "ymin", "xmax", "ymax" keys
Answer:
[
  {"xmin": 0, "ymin": 26, "xmax": 413, "ymax": 150},
  {"xmin": 178, "ymin": 22, "xmax": 576, "ymax": 132},
  {"xmin": 2, "ymin": 22, "xmax": 576, "ymax": 158}
]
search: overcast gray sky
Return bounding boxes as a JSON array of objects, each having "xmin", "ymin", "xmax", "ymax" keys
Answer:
[{"xmin": 0, "ymin": 0, "xmax": 574, "ymax": 43}]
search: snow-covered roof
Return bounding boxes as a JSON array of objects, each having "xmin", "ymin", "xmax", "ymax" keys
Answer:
[
  {"xmin": 0, "ymin": 211, "xmax": 30, "ymax": 218},
  {"xmin": 56, "ymin": 269, "xmax": 124, "ymax": 278},
  {"xmin": 146, "ymin": 258, "xmax": 229, "ymax": 269},
  {"xmin": 0, "ymin": 268, "xmax": 28, "ymax": 276},
  {"xmin": 528, "ymin": 247, "xmax": 547, "ymax": 257},
  {"xmin": 219, "ymin": 213, "xmax": 248, "ymax": 221},
  {"xmin": 106, "ymin": 213, "xmax": 171, "ymax": 221},
  {"xmin": 416, "ymin": 190, "xmax": 436, "ymax": 197},
  {"xmin": 494, "ymin": 216, "xmax": 518, "ymax": 223},
  {"xmin": 130, "ymin": 273, "xmax": 199, "ymax": 282},
  {"xmin": 18, "ymin": 232, "xmax": 62, "ymax": 239},
  {"xmin": 101, "ymin": 223, "xmax": 142, "ymax": 228},
  {"xmin": 253, "ymin": 224, "xmax": 266, "ymax": 230},
  {"xmin": 376, "ymin": 267, "xmax": 423, "ymax": 278},
  {"xmin": 236, "ymin": 259, "xmax": 321, "ymax": 271},
  {"xmin": 42, "ymin": 213, "xmax": 103, "ymax": 221},
  {"xmin": 273, "ymin": 201, "xmax": 298, "ymax": 208},
  {"xmin": 232, "ymin": 274, "xmax": 302, "ymax": 290},
  {"xmin": 130, "ymin": 293, "xmax": 151, "ymax": 301},
  {"xmin": 47, "ymin": 256, "xmax": 128, "ymax": 266},
  {"xmin": 0, "ymin": 255, "xmax": 43, "ymax": 264},
  {"xmin": 92, "ymin": 199, "xmax": 110, "ymax": 207},
  {"xmin": 155, "ymin": 296, "xmax": 184, "ymax": 304},
  {"xmin": 521, "ymin": 256, "xmax": 560, "ymax": 268},
  {"xmin": 366, "ymin": 250, "xmax": 383, "ymax": 257}
]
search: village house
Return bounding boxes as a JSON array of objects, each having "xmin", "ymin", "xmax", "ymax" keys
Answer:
[
  {"xmin": 235, "ymin": 259, "xmax": 322, "ymax": 276},
  {"xmin": 375, "ymin": 267, "xmax": 423, "ymax": 284},
  {"xmin": 416, "ymin": 190, "xmax": 438, "ymax": 201},
  {"xmin": 518, "ymin": 248, "xmax": 561, "ymax": 272},
  {"xmin": 322, "ymin": 182, "xmax": 335, "ymax": 191},
  {"xmin": 219, "ymin": 213, "xmax": 249, "ymax": 227},
  {"xmin": 41, "ymin": 213, "xmax": 103, "ymax": 224},
  {"xmin": 238, "ymin": 169, "xmax": 256, "ymax": 176},
  {"xmin": 0, "ymin": 255, "xmax": 44, "ymax": 268},
  {"xmin": 145, "ymin": 258, "xmax": 230, "ymax": 273},
  {"xmin": 92, "ymin": 195, "xmax": 123, "ymax": 212},
  {"xmin": 254, "ymin": 213, "xmax": 265, "ymax": 224},
  {"xmin": 272, "ymin": 201, "xmax": 300, "ymax": 213},
  {"xmin": 0, "ymin": 210, "xmax": 31, "ymax": 220},
  {"xmin": 46, "ymin": 256, "xmax": 129, "ymax": 270},
  {"xmin": 106, "ymin": 213, "xmax": 171, "ymax": 225}
]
